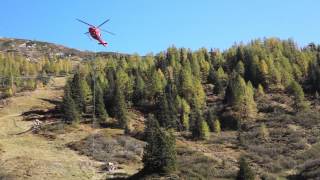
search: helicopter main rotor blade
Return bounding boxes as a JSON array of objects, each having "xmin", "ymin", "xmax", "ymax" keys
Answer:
[
  {"xmin": 97, "ymin": 19, "xmax": 110, "ymax": 28},
  {"xmin": 76, "ymin": 19, "xmax": 95, "ymax": 27},
  {"xmin": 84, "ymin": 32, "xmax": 92, "ymax": 40},
  {"xmin": 101, "ymin": 29, "xmax": 116, "ymax": 36}
]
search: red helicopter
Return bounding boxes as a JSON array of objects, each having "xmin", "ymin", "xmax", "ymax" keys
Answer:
[{"xmin": 76, "ymin": 18, "xmax": 115, "ymax": 47}]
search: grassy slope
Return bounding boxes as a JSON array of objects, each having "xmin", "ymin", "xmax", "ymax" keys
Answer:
[
  {"xmin": 0, "ymin": 77, "xmax": 105, "ymax": 180},
  {"xmin": 1, "ymin": 77, "xmax": 319, "ymax": 180}
]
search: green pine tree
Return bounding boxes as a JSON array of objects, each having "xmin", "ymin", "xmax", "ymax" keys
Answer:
[
  {"xmin": 70, "ymin": 72, "xmax": 89, "ymax": 113},
  {"xmin": 213, "ymin": 67, "xmax": 228, "ymax": 95},
  {"xmin": 94, "ymin": 83, "xmax": 108, "ymax": 123},
  {"xmin": 226, "ymin": 75, "xmax": 257, "ymax": 120},
  {"xmin": 62, "ymin": 83, "xmax": 79, "ymax": 123},
  {"xmin": 287, "ymin": 80, "xmax": 309, "ymax": 111},
  {"xmin": 143, "ymin": 114, "xmax": 177, "ymax": 174},
  {"xmin": 180, "ymin": 63, "xmax": 194, "ymax": 101},
  {"xmin": 154, "ymin": 79, "xmax": 178, "ymax": 130},
  {"xmin": 150, "ymin": 68, "xmax": 167, "ymax": 99},
  {"xmin": 236, "ymin": 157, "xmax": 255, "ymax": 180},
  {"xmin": 156, "ymin": 92, "xmax": 178, "ymax": 129},
  {"xmin": 235, "ymin": 61, "xmax": 245, "ymax": 76},
  {"xmin": 114, "ymin": 80, "xmax": 128, "ymax": 129},
  {"xmin": 133, "ymin": 73, "xmax": 145, "ymax": 105},
  {"xmin": 309, "ymin": 61, "xmax": 320, "ymax": 92},
  {"xmin": 180, "ymin": 98, "xmax": 190, "ymax": 131},
  {"xmin": 201, "ymin": 120, "xmax": 210, "ymax": 140},
  {"xmin": 191, "ymin": 109, "xmax": 210, "ymax": 140}
]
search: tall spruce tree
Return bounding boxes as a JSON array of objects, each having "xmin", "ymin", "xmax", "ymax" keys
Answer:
[
  {"xmin": 156, "ymin": 92, "xmax": 178, "ymax": 129},
  {"xmin": 94, "ymin": 83, "xmax": 108, "ymax": 123},
  {"xmin": 191, "ymin": 79, "xmax": 206, "ymax": 109},
  {"xmin": 143, "ymin": 114, "xmax": 177, "ymax": 174},
  {"xmin": 226, "ymin": 75, "xmax": 257, "ymax": 120},
  {"xmin": 287, "ymin": 80, "xmax": 309, "ymax": 111},
  {"xmin": 114, "ymin": 80, "xmax": 128, "ymax": 129},
  {"xmin": 309, "ymin": 60, "xmax": 320, "ymax": 92},
  {"xmin": 62, "ymin": 83, "xmax": 79, "ymax": 123},
  {"xmin": 235, "ymin": 61, "xmax": 245, "ymax": 76},
  {"xmin": 149, "ymin": 68, "xmax": 166, "ymax": 100},
  {"xmin": 116, "ymin": 67, "xmax": 134, "ymax": 100},
  {"xmin": 133, "ymin": 73, "xmax": 145, "ymax": 105},
  {"xmin": 213, "ymin": 67, "xmax": 228, "ymax": 95},
  {"xmin": 104, "ymin": 67, "xmax": 116, "ymax": 117},
  {"xmin": 155, "ymin": 79, "xmax": 178, "ymax": 129},
  {"xmin": 191, "ymin": 109, "xmax": 210, "ymax": 140},
  {"xmin": 180, "ymin": 62, "xmax": 193, "ymax": 101},
  {"xmin": 70, "ymin": 72, "xmax": 90, "ymax": 113},
  {"xmin": 180, "ymin": 98, "xmax": 190, "ymax": 131},
  {"xmin": 206, "ymin": 108, "xmax": 216, "ymax": 132}
]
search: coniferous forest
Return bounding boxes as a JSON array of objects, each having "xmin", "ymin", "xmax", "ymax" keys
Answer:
[
  {"xmin": 0, "ymin": 52, "xmax": 72, "ymax": 97},
  {"xmin": 1, "ymin": 38, "xmax": 320, "ymax": 179},
  {"xmin": 60, "ymin": 38, "xmax": 320, "ymax": 179}
]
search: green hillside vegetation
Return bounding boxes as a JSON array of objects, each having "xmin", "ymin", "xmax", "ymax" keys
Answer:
[
  {"xmin": 59, "ymin": 38, "xmax": 320, "ymax": 179},
  {"xmin": 2, "ymin": 37, "xmax": 320, "ymax": 179}
]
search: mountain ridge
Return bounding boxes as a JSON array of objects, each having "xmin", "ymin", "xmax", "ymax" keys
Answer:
[{"xmin": 0, "ymin": 37, "xmax": 129, "ymax": 61}]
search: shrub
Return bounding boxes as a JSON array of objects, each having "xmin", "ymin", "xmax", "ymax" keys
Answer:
[
  {"xmin": 4, "ymin": 88, "xmax": 13, "ymax": 98},
  {"xmin": 214, "ymin": 119, "xmax": 221, "ymax": 134},
  {"xmin": 259, "ymin": 123, "xmax": 269, "ymax": 140},
  {"xmin": 236, "ymin": 156, "xmax": 255, "ymax": 180}
]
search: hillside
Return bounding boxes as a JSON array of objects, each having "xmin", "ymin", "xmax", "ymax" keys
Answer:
[
  {"xmin": 0, "ymin": 38, "xmax": 128, "ymax": 62},
  {"xmin": 56, "ymin": 38, "xmax": 320, "ymax": 179},
  {"xmin": 0, "ymin": 77, "xmax": 145, "ymax": 179},
  {"xmin": 0, "ymin": 37, "xmax": 320, "ymax": 180},
  {"xmin": 0, "ymin": 77, "xmax": 102, "ymax": 179}
]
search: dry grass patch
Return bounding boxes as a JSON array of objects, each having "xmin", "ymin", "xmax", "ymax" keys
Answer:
[{"xmin": 68, "ymin": 129, "xmax": 146, "ymax": 164}]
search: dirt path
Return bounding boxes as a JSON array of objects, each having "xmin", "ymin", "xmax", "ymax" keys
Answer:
[{"xmin": 0, "ymin": 78, "xmax": 106, "ymax": 180}]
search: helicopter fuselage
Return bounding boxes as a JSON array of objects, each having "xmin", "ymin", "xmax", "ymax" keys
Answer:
[{"xmin": 89, "ymin": 27, "xmax": 107, "ymax": 46}]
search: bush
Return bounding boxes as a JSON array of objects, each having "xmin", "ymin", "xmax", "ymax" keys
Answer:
[
  {"xmin": 214, "ymin": 119, "xmax": 221, "ymax": 134},
  {"xmin": 294, "ymin": 158, "xmax": 320, "ymax": 180},
  {"xmin": 236, "ymin": 156, "xmax": 255, "ymax": 180},
  {"xmin": 259, "ymin": 123, "xmax": 269, "ymax": 140},
  {"xmin": 68, "ymin": 133, "xmax": 146, "ymax": 164},
  {"xmin": 4, "ymin": 88, "xmax": 13, "ymax": 98}
]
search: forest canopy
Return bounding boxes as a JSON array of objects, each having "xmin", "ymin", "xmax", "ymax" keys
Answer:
[{"xmin": 62, "ymin": 38, "xmax": 320, "ymax": 134}]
